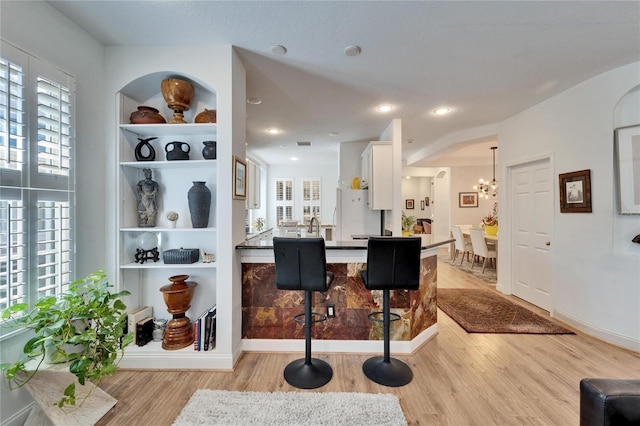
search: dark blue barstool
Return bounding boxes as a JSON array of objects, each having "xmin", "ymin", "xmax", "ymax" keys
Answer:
[
  {"xmin": 273, "ymin": 237, "xmax": 335, "ymax": 389},
  {"xmin": 360, "ymin": 236, "xmax": 421, "ymax": 387}
]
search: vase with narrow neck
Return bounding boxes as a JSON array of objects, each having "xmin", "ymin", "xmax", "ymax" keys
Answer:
[
  {"xmin": 188, "ymin": 181, "xmax": 211, "ymax": 228},
  {"xmin": 160, "ymin": 274, "xmax": 197, "ymax": 350}
]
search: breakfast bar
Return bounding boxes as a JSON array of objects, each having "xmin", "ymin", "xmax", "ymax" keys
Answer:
[{"xmin": 236, "ymin": 235, "xmax": 454, "ymax": 354}]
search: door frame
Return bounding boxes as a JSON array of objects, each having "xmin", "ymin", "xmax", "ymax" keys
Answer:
[{"xmin": 500, "ymin": 152, "xmax": 556, "ymax": 315}]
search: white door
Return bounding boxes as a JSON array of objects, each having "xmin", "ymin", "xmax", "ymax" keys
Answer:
[{"xmin": 511, "ymin": 158, "xmax": 553, "ymax": 311}]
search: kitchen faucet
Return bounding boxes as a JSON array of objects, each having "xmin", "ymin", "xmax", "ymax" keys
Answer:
[{"xmin": 308, "ymin": 216, "xmax": 320, "ymax": 238}]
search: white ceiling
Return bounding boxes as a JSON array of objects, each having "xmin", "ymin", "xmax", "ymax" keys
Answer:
[{"xmin": 48, "ymin": 1, "xmax": 640, "ymax": 167}]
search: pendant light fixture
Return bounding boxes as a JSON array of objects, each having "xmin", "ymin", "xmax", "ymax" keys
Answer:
[{"xmin": 473, "ymin": 146, "xmax": 498, "ymax": 199}]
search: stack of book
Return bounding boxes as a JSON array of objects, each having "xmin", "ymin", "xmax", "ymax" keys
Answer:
[{"xmin": 193, "ymin": 304, "xmax": 216, "ymax": 351}]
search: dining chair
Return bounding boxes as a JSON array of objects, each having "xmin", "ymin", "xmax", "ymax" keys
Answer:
[
  {"xmin": 469, "ymin": 229, "xmax": 497, "ymax": 274},
  {"xmin": 451, "ymin": 226, "xmax": 474, "ymax": 265}
]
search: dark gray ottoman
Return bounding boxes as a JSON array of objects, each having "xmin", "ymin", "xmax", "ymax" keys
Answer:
[{"xmin": 580, "ymin": 378, "xmax": 640, "ymax": 425}]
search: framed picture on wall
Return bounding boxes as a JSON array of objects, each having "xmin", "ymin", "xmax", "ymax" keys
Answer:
[
  {"xmin": 233, "ymin": 156, "xmax": 247, "ymax": 200},
  {"xmin": 425, "ymin": 196, "xmax": 429, "ymax": 206},
  {"xmin": 405, "ymin": 199, "xmax": 414, "ymax": 209},
  {"xmin": 559, "ymin": 169, "xmax": 592, "ymax": 213},
  {"xmin": 615, "ymin": 125, "xmax": 640, "ymax": 215},
  {"xmin": 459, "ymin": 192, "xmax": 478, "ymax": 208}
]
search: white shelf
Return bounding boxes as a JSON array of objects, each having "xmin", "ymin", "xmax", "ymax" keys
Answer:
[
  {"xmin": 120, "ymin": 261, "xmax": 216, "ymax": 269},
  {"xmin": 120, "ymin": 159, "xmax": 217, "ymax": 169},
  {"xmin": 120, "ymin": 123, "xmax": 217, "ymax": 137},
  {"xmin": 120, "ymin": 340, "xmax": 233, "ymax": 370},
  {"xmin": 120, "ymin": 227, "xmax": 217, "ymax": 232}
]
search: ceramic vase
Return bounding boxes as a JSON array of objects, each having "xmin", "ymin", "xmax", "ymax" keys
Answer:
[
  {"xmin": 161, "ymin": 78, "xmax": 195, "ymax": 124},
  {"xmin": 165, "ymin": 141, "xmax": 190, "ymax": 161},
  {"xmin": 159, "ymin": 274, "xmax": 197, "ymax": 350},
  {"xmin": 484, "ymin": 225, "xmax": 498, "ymax": 236},
  {"xmin": 202, "ymin": 141, "xmax": 217, "ymax": 160},
  {"xmin": 188, "ymin": 181, "xmax": 211, "ymax": 228},
  {"xmin": 135, "ymin": 137, "xmax": 157, "ymax": 161}
]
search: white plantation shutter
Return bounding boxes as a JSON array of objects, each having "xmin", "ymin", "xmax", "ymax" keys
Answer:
[
  {"xmin": 275, "ymin": 178, "xmax": 294, "ymax": 225},
  {"xmin": 301, "ymin": 178, "xmax": 321, "ymax": 224},
  {"xmin": 0, "ymin": 41, "xmax": 75, "ymax": 323}
]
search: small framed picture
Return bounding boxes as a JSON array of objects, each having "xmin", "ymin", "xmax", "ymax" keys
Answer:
[
  {"xmin": 559, "ymin": 169, "xmax": 591, "ymax": 213},
  {"xmin": 233, "ymin": 156, "xmax": 247, "ymax": 200},
  {"xmin": 459, "ymin": 192, "xmax": 478, "ymax": 208},
  {"xmin": 425, "ymin": 196, "xmax": 430, "ymax": 206},
  {"xmin": 406, "ymin": 199, "xmax": 414, "ymax": 209}
]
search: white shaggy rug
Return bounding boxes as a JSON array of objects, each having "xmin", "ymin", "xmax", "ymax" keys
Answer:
[{"xmin": 172, "ymin": 390, "xmax": 407, "ymax": 426}]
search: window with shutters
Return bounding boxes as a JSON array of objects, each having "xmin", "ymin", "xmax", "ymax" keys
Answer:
[
  {"xmin": 301, "ymin": 178, "xmax": 321, "ymax": 224},
  {"xmin": 0, "ymin": 41, "xmax": 75, "ymax": 324},
  {"xmin": 275, "ymin": 178, "xmax": 294, "ymax": 226}
]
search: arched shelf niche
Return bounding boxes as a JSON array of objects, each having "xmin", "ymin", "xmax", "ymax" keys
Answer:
[{"xmin": 119, "ymin": 71, "xmax": 217, "ymax": 125}]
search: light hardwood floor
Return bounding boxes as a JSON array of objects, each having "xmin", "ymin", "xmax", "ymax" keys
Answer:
[{"xmin": 98, "ymin": 254, "xmax": 640, "ymax": 425}]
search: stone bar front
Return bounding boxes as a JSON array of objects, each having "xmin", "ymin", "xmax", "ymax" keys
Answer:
[{"xmin": 236, "ymin": 236, "xmax": 453, "ymax": 354}]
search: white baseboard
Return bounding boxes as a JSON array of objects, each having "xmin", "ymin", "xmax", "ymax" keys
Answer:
[
  {"xmin": 242, "ymin": 324, "xmax": 438, "ymax": 354},
  {"xmin": 553, "ymin": 310, "xmax": 640, "ymax": 352}
]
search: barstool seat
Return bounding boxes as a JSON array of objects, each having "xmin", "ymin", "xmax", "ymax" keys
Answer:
[
  {"xmin": 360, "ymin": 236, "xmax": 421, "ymax": 387},
  {"xmin": 273, "ymin": 237, "xmax": 334, "ymax": 389}
]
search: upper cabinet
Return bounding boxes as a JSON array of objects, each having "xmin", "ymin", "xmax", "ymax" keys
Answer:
[{"xmin": 361, "ymin": 141, "xmax": 393, "ymax": 210}]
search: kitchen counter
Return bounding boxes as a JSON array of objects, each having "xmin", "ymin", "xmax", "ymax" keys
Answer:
[{"xmin": 238, "ymin": 235, "xmax": 453, "ymax": 354}]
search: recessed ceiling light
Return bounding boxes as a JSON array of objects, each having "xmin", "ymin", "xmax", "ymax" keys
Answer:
[
  {"xmin": 267, "ymin": 128, "xmax": 281, "ymax": 134},
  {"xmin": 433, "ymin": 107, "xmax": 451, "ymax": 115},
  {"xmin": 270, "ymin": 45, "xmax": 287, "ymax": 55},
  {"xmin": 290, "ymin": 157, "xmax": 299, "ymax": 161},
  {"xmin": 328, "ymin": 132, "xmax": 339, "ymax": 136},
  {"xmin": 246, "ymin": 97, "xmax": 262, "ymax": 105},
  {"xmin": 344, "ymin": 45, "xmax": 361, "ymax": 57},
  {"xmin": 377, "ymin": 104, "xmax": 393, "ymax": 113}
]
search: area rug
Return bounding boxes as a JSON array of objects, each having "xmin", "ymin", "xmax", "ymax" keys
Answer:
[
  {"xmin": 172, "ymin": 390, "xmax": 407, "ymax": 426},
  {"xmin": 437, "ymin": 288, "xmax": 575, "ymax": 334},
  {"xmin": 437, "ymin": 252, "xmax": 497, "ymax": 284}
]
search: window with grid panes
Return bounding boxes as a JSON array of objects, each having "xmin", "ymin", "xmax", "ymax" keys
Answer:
[
  {"xmin": 0, "ymin": 41, "xmax": 75, "ymax": 324},
  {"xmin": 301, "ymin": 178, "xmax": 321, "ymax": 224},
  {"xmin": 274, "ymin": 178, "xmax": 294, "ymax": 226}
]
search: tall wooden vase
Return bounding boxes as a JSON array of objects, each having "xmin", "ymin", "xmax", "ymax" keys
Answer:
[{"xmin": 160, "ymin": 274, "xmax": 197, "ymax": 350}]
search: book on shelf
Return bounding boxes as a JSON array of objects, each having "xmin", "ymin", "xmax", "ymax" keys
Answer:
[
  {"xmin": 127, "ymin": 305, "xmax": 153, "ymax": 343},
  {"xmin": 193, "ymin": 304, "xmax": 217, "ymax": 351},
  {"xmin": 203, "ymin": 305, "xmax": 217, "ymax": 351},
  {"xmin": 136, "ymin": 316, "xmax": 154, "ymax": 347}
]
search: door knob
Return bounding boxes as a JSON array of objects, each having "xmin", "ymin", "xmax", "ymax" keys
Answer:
[{"xmin": 545, "ymin": 241, "xmax": 551, "ymax": 246}]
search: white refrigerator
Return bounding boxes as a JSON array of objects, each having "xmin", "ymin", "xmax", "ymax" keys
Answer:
[{"xmin": 335, "ymin": 188, "xmax": 383, "ymax": 240}]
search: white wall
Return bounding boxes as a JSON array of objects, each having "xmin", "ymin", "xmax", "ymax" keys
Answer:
[
  {"xmin": 449, "ymin": 165, "xmax": 495, "ymax": 227},
  {"xmin": 338, "ymin": 140, "xmax": 369, "ymax": 186},
  {"xmin": 401, "ymin": 177, "xmax": 432, "ymax": 220},
  {"xmin": 1, "ymin": 2, "xmax": 106, "ymax": 424},
  {"xmin": 498, "ymin": 61, "xmax": 640, "ymax": 349}
]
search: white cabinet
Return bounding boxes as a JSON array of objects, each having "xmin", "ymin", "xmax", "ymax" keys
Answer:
[
  {"xmin": 361, "ymin": 142, "xmax": 393, "ymax": 210},
  {"xmin": 247, "ymin": 159, "xmax": 261, "ymax": 209},
  {"xmin": 116, "ymin": 81, "xmax": 224, "ymax": 369}
]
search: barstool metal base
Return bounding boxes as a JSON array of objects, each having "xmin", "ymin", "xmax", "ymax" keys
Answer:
[
  {"xmin": 284, "ymin": 358, "xmax": 333, "ymax": 389},
  {"xmin": 362, "ymin": 356, "xmax": 413, "ymax": 387}
]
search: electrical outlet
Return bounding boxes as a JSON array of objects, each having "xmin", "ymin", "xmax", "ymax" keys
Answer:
[{"xmin": 326, "ymin": 304, "xmax": 335, "ymax": 318}]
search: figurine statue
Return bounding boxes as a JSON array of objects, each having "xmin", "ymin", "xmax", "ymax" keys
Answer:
[{"xmin": 136, "ymin": 168, "xmax": 159, "ymax": 227}]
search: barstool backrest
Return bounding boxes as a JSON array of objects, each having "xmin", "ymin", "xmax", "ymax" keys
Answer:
[
  {"xmin": 273, "ymin": 237, "xmax": 330, "ymax": 292},
  {"xmin": 362, "ymin": 237, "xmax": 421, "ymax": 291}
]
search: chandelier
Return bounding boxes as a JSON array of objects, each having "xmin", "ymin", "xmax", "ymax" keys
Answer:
[{"xmin": 473, "ymin": 146, "xmax": 498, "ymax": 199}]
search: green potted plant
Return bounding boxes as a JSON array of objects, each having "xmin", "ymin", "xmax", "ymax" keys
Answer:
[
  {"xmin": 1, "ymin": 270, "xmax": 133, "ymax": 408},
  {"xmin": 253, "ymin": 217, "xmax": 265, "ymax": 232},
  {"xmin": 401, "ymin": 210, "xmax": 416, "ymax": 235}
]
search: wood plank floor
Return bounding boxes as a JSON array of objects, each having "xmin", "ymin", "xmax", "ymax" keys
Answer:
[{"xmin": 97, "ymin": 253, "xmax": 640, "ymax": 425}]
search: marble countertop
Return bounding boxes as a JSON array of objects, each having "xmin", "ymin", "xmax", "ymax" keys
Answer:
[{"xmin": 236, "ymin": 235, "xmax": 454, "ymax": 251}]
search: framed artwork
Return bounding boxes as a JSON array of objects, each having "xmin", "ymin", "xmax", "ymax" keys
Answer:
[
  {"xmin": 233, "ymin": 156, "xmax": 247, "ymax": 200},
  {"xmin": 615, "ymin": 125, "xmax": 640, "ymax": 215},
  {"xmin": 405, "ymin": 199, "xmax": 414, "ymax": 209},
  {"xmin": 459, "ymin": 192, "xmax": 478, "ymax": 208},
  {"xmin": 425, "ymin": 196, "xmax": 429, "ymax": 206},
  {"xmin": 559, "ymin": 169, "xmax": 592, "ymax": 213},
  {"xmin": 420, "ymin": 200, "xmax": 425, "ymax": 210}
]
